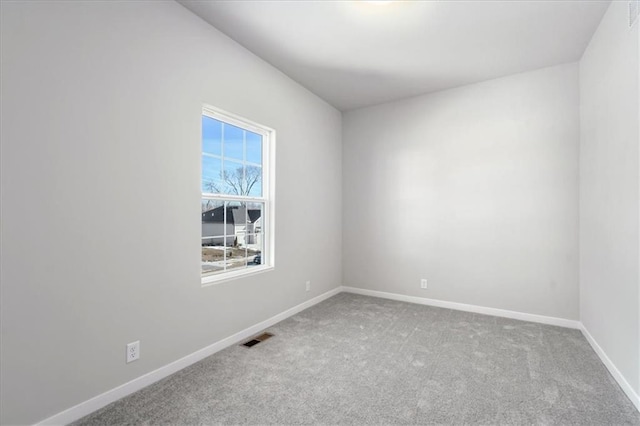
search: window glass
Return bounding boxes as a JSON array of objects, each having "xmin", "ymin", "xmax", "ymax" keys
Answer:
[
  {"xmin": 246, "ymin": 131, "xmax": 262, "ymax": 165},
  {"xmin": 223, "ymin": 123, "xmax": 244, "ymax": 162},
  {"xmin": 202, "ymin": 116, "xmax": 222, "ymax": 156},
  {"xmin": 201, "ymin": 109, "xmax": 272, "ymax": 282}
]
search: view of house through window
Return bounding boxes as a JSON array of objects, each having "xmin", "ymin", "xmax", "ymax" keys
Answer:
[{"xmin": 201, "ymin": 107, "xmax": 272, "ymax": 282}]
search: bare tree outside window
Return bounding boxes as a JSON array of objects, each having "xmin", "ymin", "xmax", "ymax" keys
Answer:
[{"xmin": 205, "ymin": 165, "xmax": 261, "ymax": 196}]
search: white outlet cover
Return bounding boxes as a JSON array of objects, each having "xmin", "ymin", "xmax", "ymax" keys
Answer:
[
  {"xmin": 305, "ymin": 281, "xmax": 311, "ymax": 291},
  {"xmin": 126, "ymin": 341, "xmax": 140, "ymax": 363}
]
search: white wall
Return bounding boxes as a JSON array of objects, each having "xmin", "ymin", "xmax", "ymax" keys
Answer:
[
  {"xmin": 0, "ymin": 1, "xmax": 342, "ymax": 424},
  {"xmin": 343, "ymin": 63, "xmax": 580, "ymax": 320},
  {"xmin": 579, "ymin": 0, "xmax": 640, "ymax": 397}
]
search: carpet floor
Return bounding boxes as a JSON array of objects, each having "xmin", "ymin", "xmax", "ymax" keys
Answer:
[{"xmin": 74, "ymin": 293, "xmax": 640, "ymax": 425}]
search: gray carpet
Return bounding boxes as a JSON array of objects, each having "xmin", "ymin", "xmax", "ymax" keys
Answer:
[{"xmin": 74, "ymin": 293, "xmax": 640, "ymax": 425}]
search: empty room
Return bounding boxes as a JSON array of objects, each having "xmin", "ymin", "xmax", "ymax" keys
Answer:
[{"xmin": 1, "ymin": 0, "xmax": 639, "ymax": 424}]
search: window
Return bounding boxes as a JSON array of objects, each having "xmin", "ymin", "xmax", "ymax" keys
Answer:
[{"xmin": 201, "ymin": 105, "xmax": 274, "ymax": 284}]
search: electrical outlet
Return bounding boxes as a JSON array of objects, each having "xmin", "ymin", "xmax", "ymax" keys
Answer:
[
  {"xmin": 305, "ymin": 281, "xmax": 311, "ymax": 291},
  {"xmin": 420, "ymin": 279, "xmax": 428, "ymax": 289},
  {"xmin": 126, "ymin": 341, "xmax": 140, "ymax": 363}
]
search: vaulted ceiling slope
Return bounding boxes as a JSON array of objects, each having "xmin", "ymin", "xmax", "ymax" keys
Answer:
[{"xmin": 179, "ymin": 0, "xmax": 610, "ymax": 111}]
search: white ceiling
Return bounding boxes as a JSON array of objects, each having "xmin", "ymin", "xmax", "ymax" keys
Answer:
[{"xmin": 179, "ymin": 0, "xmax": 610, "ymax": 111}]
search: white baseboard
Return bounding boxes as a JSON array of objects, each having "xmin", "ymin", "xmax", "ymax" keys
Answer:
[
  {"xmin": 36, "ymin": 285, "xmax": 639, "ymax": 424},
  {"xmin": 343, "ymin": 286, "xmax": 639, "ymax": 413},
  {"xmin": 36, "ymin": 286, "xmax": 343, "ymax": 426},
  {"xmin": 341, "ymin": 286, "xmax": 581, "ymax": 329},
  {"xmin": 580, "ymin": 324, "xmax": 640, "ymax": 411}
]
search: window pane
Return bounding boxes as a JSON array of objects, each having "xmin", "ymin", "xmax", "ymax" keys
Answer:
[
  {"xmin": 201, "ymin": 199, "xmax": 223, "ymax": 218},
  {"xmin": 227, "ymin": 246, "xmax": 248, "ymax": 271},
  {"xmin": 202, "ymin": 199, "xmax": 227, "ymax": 276},
  {"xmin": 222, "ymin": 160, "xmax": 244, "ymax": 195},
  {"xmin": 245, "ymin": 165, "xmax": 262, "ymax": 197},
  {"xmin": 226, "ymin": 201, "xmax": 247, "ymax": 271},
  {"xmin": 212, "ymin": 162, "xmax": 262, "ymax": 197},
  {"xmin": 245, "ymin": 235, "xmax": 262, "ymax": 266},
  {"xmin": 246, "ymin": 131, "xmax": 262, "ymax": 165},
  {"xmin": 223, "ymin": 123, "xmax": 244, "ymax": 162},
  {"xmin": 245, "ymin": 202, "xmax": 264, "ymax": 230},
  {"xmin": 202, "ymin": 199, "xmax": 224, "ymax": 241},
  {"xmin": 202, "ymin": 155, "xmax": 223, "ymax": 193},
  {"xmin": 202, "ymin": 116, "xmax": 222, "ymax": 156},
  {"xmin": 246, "ymin": 202, "xmax": 264, "ymax": 266}
]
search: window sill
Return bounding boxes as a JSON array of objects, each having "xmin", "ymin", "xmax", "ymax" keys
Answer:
[{"xmin": 201, "ymin": 265, "xmax": 274, "ymax": 287}]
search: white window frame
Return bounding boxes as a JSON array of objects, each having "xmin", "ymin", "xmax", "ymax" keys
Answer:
[{"xmin": 201, "ymin": 105, "xmax": 275, "ymax": 286}]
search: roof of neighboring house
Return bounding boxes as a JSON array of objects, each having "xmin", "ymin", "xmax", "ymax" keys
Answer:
[
  {"xmin": 202, "ymin": 205, "xmax": 261, "ymax": 225},
  {"xmin": 248, "ymin": 210, "xmax": 261, "ymax": 223}
]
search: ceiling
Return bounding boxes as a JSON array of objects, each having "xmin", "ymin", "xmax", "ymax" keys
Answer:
[{"xmin": 179, "ymin": 0, "xmax": 610, "ymax": 111}]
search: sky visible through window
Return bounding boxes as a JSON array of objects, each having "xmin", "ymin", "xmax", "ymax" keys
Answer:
[{"xmin": 202, "ymin": 115, "xmax": 262, "ymax": 197}]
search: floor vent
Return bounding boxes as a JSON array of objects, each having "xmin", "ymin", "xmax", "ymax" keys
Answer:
[{"xmin": 242, "ymin": 332, "xmax": 274, "ymax": 347}]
